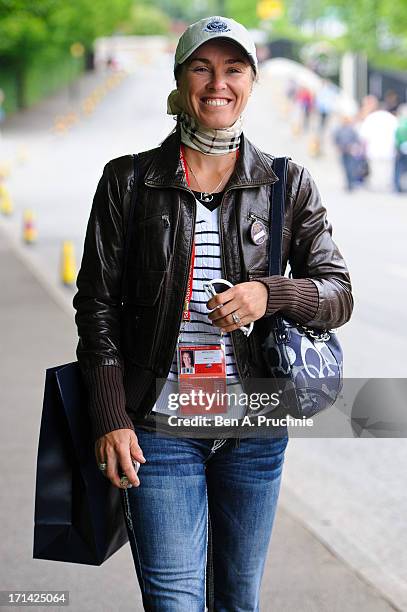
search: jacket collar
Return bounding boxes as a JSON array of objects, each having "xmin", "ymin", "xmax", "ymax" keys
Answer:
[{"xmin": 144, "ymin": 124, "xmax": 279, "ymax": 190}]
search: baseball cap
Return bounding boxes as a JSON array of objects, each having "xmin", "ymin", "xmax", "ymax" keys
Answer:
[{"xmin": 174, "ymin": 16, "xmax": 258, "ymax": 77}]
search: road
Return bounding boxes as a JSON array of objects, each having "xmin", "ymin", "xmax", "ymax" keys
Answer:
[{"xmin": 1, "ymin": 51, "xmax": 406, "ymax": 610}]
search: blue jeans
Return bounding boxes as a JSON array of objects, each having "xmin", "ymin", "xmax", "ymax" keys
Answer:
[
  {"xmin": 120, "ymin": 428, "xmax": 289, "ymax": 611},
  {"xmin": 341, "ymin": 152, "xmax": 357, "ymax": 190}
]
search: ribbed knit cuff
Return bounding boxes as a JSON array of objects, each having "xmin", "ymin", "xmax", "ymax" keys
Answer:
[
  {"xmin": 250, "ymin": 276, "xmax": 319, "ymax": 324},
  {"xmin": 82, "ymin": 365, "xmax": 135, "ymax": 443}
]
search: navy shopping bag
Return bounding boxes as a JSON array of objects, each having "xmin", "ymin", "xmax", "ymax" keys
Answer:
[{"xmin": 33, "ymin": 361, "xmax": 128, "ymax": 565}]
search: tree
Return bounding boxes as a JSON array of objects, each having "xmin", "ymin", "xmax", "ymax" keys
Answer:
[
  {"xmin": 225, "ymin": 0, "xmax": 260, "ymax": 27},
  {"xmin": 283, "ymin": 0, "xmax": 407, "ymax": 69},
  {"xmin": 0, "ymin": 0, "xmax": 132, "ymax": 108},
  {"xmin": 121, "ymin": 4, "xmax": 171, "ymax": 35}
]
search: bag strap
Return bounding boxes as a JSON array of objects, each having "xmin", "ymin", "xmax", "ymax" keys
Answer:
[
  {"xmin": 268, "ymin": 156, "xmax": 289, "ymax": 276},
  {"xmin": 120, "ymin": 153, "xmax": 139, "ymax": 303}
]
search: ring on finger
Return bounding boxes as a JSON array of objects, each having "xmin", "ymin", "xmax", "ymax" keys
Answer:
[{"xmin": 232, "ymin": 312, "xmax": 241, "ymax": 326}]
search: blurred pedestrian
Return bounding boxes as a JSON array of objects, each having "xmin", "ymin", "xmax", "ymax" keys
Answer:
[
  {"xmin": 315, "ymin": 79, "xmax": 337, "ymax": 135},
  {"xmin": 106, "ymin": 54, "xmax": 118, "ymax": 71},
  {"xmin": 356, "ymin": 94, "xmax": 379, "ymax": 123},
  {"xmin": 284, "ymin": 78, "xmax": 298, "ymax": 116},
  {"xmin": 73, "ymin": 15, "xmax": 353, "ymax": 610},
  {"xmin": 296, "ymin": 85, "xmax": 314, "ymax": 131},
  {"xmin": 286, "ymin": 78, "xmax": 297, "ymax": 102},
  {"xmin": 333, "ymin": 115, "xmax": 365, "ymax": 191},
  {"xmin": 358, "ymin": 108, "xmax": 398, "ymax": 191},
  {"xmin": 394, "ymin": 103, "xmax": 407, "ymax": 193},
  {"xmin": 384, "ymin": 89, "xmax": 400, "ymax": 115}
]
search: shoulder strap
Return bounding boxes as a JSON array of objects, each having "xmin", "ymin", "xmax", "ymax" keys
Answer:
[
  {"xmin": 268, "ymin": 157, "xmax": 289, "ymax": 276},
  {"xmin": 120, "ymin": 153, "xmax": 139, "ymax": 302}
]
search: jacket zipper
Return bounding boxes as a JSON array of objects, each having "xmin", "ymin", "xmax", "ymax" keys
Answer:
[
  {"xmin": 219, "ymin": 187, "xmax": 258, "ymax": 449},
  {"xmin": 247, "ymin": 211, "xmax": 269, "ymax": 225},
  {"xmin": 142, "ymin": 184, "xmax": 196, "ymax": 417}
]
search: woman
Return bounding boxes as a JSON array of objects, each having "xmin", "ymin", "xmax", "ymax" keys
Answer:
[
  {"xmin": 181, "ymin": 350, "xmax": 194, "ymax": 374},
  {"xmin": 73, "ymin": 16, "xmax": 353, "ymax": 611}
]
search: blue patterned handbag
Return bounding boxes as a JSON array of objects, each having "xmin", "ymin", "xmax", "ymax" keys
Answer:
[{"xmin": 262, "ymin": 157, "xmax": 343, "ymax": 418}]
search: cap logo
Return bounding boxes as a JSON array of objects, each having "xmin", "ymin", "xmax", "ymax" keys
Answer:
[{"xmin": 203, "ymin": 19, "xmax": 231, "ymax": 33}]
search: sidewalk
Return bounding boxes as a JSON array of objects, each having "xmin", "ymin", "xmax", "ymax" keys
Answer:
[{"xmin": 0, "ymin": 225, "xmax": 397, "ymax": 611}]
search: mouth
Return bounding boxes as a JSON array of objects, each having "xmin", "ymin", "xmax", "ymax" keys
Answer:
[{"xmin": 200, "ymin": 97, "xmax": 233, "ymax": 107}]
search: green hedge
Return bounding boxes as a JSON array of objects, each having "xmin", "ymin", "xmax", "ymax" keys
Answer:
[
  {"xmin": 0, "ymin": 52, "xmax": 85, "ymax": 116},
  {"xmin": 0, "ymin": 68, "xmax": 17, "ymax": 115}
]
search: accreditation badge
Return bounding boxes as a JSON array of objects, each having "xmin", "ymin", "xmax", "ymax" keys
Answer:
[{"xmin": 176, "ymin": 335, "xmax": 227, "ymax": 415}]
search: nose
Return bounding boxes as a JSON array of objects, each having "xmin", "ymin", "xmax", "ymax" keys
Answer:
[{"xmin": 207, "ymin": 69, "xmax": 228, "ymax": 91}]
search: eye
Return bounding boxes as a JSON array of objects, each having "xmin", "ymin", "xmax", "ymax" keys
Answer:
[{"xmin": 192, "ymin": 67, "xmax": 242, "ymax": 74}]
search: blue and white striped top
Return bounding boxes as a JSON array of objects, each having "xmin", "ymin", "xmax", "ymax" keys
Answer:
[
  {"xmin": 167, "ymin": 197, "xmax": 240, "ymax": 385},
  {"xmin": 151, "ymin": 195, "xmax": 246, "ymax": 421}
]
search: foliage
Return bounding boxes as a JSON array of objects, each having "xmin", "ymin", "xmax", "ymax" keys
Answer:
[
  {"xmin": 146, "ymin": 0, "xmax": 219, "ymax": 22},
  {"xmin": 224, "ymin": 0, "xmax": 259, "ymax": 27},
  {"xmin": 143, "ymin": 0, "xmax": 260, "ymax": 28},
  {"xmin": 121, "ymin": 4, "xmax": 171, "ymax": 35},
  {"xmin": 282, "ymin": 0, "xmax": 407, "ymax": 69},
  {"xmin": 0, "ymin": 0, "xmax": 132, "ymax": 60},
  {"xmin": 0, "ymin": 0, "xmax": 132, "ymax": 108}
]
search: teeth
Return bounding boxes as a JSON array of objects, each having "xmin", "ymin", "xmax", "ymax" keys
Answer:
[{"xmin": 203, "ymin": 98, "xmax": 230, "ymax": 106}]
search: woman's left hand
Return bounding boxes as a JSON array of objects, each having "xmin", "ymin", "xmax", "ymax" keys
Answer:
[{"xmin": 206, "ymin": 281, "xmax": 268, "ymax": 333}]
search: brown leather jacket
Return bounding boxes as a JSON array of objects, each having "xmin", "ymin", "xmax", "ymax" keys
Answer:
[{"xmin": 72, "ymin": 126, "xmax": 353, "ymax": 432}]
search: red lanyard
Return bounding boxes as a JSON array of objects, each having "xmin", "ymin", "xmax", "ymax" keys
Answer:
[
  {"xmin": 179, "ymin": 144, "xmax": 239, "ymax": 321},
  {"xmin": 180, "ymin": 145, "xmax": 194, "ymax": 321}
]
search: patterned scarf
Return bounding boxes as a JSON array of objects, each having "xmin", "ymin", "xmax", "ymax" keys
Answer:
[
  {"xmin": 178, "ymin": 111, "xmax": 242, "ymax": 155},
  {"xmin": 167, "ymin": 88, "xmax": 243, "ymax": 155}
]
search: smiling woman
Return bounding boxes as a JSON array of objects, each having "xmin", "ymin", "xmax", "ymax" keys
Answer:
[
  {"xmin": 73, "ymin": 13, "xmax": 353, "ymax": 612},
  {"xmin": 167, "ymin": 36, "xmax": 259, "ymax": 194},
  {"xmin": 179, "ymin": 41, "xmax": 253, "ymax": 127}
]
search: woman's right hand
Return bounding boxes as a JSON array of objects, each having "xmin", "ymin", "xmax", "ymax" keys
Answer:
[{"xmin": 95, "ymin": 428, "xmax": 146, "ymax": 489}]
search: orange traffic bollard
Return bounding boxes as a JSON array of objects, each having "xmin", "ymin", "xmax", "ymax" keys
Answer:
[
  {"xmin": 0, "ymin": 183, "xmax": 13, "ymax": 216},
  {"xmin": 60, "ymin": 240, "xmax": 77, "ymax": 286},
  {"xmin": 0, "ymin": 161, "xmax": 12, "ymax": 179},
  {"xmin": 308, "ymin": 134, "xmax": 321, "ymax": 157},
  {"xmin": 22, "ymin": 209, "xmax": 38, "ymax": 244}
]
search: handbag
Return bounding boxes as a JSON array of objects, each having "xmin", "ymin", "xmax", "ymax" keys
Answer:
[
  {"xmin": 261, "ymin": 157, "xmax": 343, "ymax": 419},
  {"xmin": 33, "ymin": 154, "xmax": 140, "ymax": 564}
]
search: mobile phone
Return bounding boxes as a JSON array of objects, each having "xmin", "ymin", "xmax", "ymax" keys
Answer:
[{"xmin": 203, "ymin": 279, "xmax": 254, "ymax": 337}]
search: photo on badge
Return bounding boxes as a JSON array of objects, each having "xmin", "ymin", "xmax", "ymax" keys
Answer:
[{"xmin": 180, "ymin": 349, "xmax": 195, "ymax": 374}]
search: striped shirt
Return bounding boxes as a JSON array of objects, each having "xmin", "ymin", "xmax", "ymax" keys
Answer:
[{"xmin": 150, "ymin": 194, "xmax": 247, "ymax": 422}]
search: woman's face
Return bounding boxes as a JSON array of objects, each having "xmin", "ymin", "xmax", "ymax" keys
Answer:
[
  {"xmin": 182, "ymin": 352, "xmax": 192, "ymax": 367},
  {"xmin": 177, "ymin": 39, "xmax": 253, "ymax": 129}
]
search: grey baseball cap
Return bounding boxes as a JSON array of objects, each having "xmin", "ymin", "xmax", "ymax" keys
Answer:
[{"xmin": 174, "ymin": 16, "xmax": 258, "ymax": 76}]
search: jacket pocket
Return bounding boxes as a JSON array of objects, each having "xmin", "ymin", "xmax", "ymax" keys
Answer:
[
  {"xmin": 121, "ymin": 269, "xmax": 166, "ymax": 367},
  {"xmin": 248, "ymin": 210, "xmax": 269, "ymax": 225}
]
